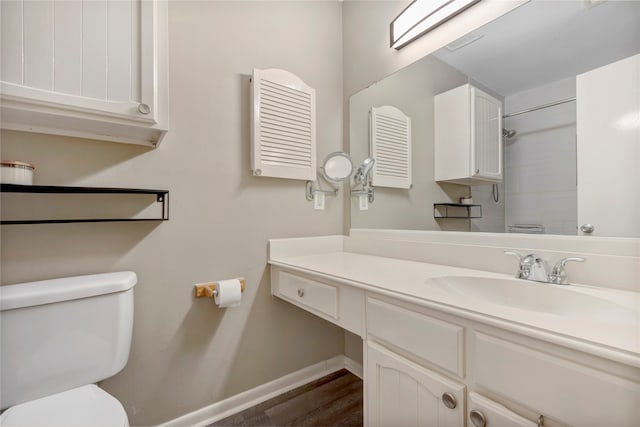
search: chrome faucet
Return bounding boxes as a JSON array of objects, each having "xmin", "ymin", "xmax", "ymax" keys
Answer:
[
  {"xmin": 504, "ymin": 251, "xmax": 585, "ymax": 285},
  {"xmin": 548, "ymin": 257, "xmax": 585, "ymax": 285}
]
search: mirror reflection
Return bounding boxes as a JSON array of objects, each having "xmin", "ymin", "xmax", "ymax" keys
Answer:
[{"xmin": 349, "ymin": 0, "xmax": 640, "ymax": 237}]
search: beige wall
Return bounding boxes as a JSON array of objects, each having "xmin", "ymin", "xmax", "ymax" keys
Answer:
[
  {"xmin": 341, "ymin": 0, "xmax": 526, "ymax": 234},
  {"xmin": 342, "ymin": 0, "xmax": 527, "ymax": 97},
  {"xmin": 0, "ymin": 1, "xmax": 345, "ymax": 425},
  {"xmin": 349, "ymin": 55, "xmax": 470, "ymax": 231}
]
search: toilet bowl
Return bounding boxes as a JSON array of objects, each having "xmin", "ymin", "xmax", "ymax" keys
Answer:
[
  {"xmin": 0, "ymin": 385, "xmax": 128, "ymax": 427},
  {"xmin": 0, "ymin": 272, "xmax": 137, "ymax": 426}
]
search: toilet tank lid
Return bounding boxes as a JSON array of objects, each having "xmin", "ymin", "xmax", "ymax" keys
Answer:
[{"xmin": 1, "ymin": 271, "xmax": 137, "ymax": 311}]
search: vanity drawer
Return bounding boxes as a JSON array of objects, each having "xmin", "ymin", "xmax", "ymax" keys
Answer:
[
  {"xmin": 275, "ymin": 270, "xmax": 338, "ymax": 319},
  {"xmin": 367, "ymin": 297, "xmax": 464, "ymax": 377},
  {"xmin": 473, "ymin": 332, "xmax": 640, "ymax": 426}
]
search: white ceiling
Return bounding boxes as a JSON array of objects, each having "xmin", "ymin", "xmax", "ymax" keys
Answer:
[{"xmin": 433, "ymin": 0, "xmax": 640, "ymax": 96}]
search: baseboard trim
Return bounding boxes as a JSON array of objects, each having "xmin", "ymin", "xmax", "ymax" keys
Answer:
[
  {"xmin": 343, "ymin": 355, "xmax": 363, "ymax": 379},
  {"xmin": 156, "ymin": 354, "xmax": 363, "ymax": 427}
]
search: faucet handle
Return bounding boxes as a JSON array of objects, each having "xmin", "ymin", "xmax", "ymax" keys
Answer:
[
  {"xmin": 550, "ymin": 257, "xmax": 586, "ymax": 285},
  {"xmin": 504, "ymin": 250, "xmax": 524, "ymax": 261}
]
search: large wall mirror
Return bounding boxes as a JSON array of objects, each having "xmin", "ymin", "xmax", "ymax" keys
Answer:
[{"xmin": 349, "ymin": 0, "xmax": 640, "ymax": 238}]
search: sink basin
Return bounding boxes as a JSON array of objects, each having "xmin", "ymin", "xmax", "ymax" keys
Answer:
[{"xmin": 427, "ymin": 276, "xmax": 637, "ymax": 321}]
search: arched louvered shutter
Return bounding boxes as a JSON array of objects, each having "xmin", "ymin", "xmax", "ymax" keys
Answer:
[
  {"xmin": 370, "ymin": 106, "xmax": 412, "ymax": 189},
  {"xmin": 251, "ymin": 68, "xmax": 316, "ymax": 180}
]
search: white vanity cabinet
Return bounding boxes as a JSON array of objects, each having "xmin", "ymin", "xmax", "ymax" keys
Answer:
[
  {"xmin": 269, "ymin": 263, "xmax": 640, "ymax": 427},
  {"xmin": 0, "ymin": 0, "xmax": 168, "ymax": 147},
  {"xmin": 368, "ymin": 295, "xmax": 640, "ymax": 427},
  {"xmin": 270, "ymin": 267, "xmax": 364, "ymax": 337},
  {"xmin": 435, "ymin": 84, "xmax": 502, "ymax": 185}
]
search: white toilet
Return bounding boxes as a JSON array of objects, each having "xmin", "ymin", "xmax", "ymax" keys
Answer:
[{"xmin": 0, "ymin": 271, "xmax": 137, "ymax": 427}]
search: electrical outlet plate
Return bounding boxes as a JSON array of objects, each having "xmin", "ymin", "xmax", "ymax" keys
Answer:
[
  {"xmin": 313, "ymin": 192, "xmax": 325, "ymax": 210},
  {"xmin": 359, "ymin": 194, "xmax": 369, "ymax": 211}
]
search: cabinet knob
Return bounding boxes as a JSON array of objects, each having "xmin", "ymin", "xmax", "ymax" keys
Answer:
[
  {"xmin": 580, "ymin": 223, "xmax": 594, "ymax": 234},
  {"xmin": 469, "ymin": 409, "xmax": 486, "ymax": 427},
  {"xmin": 138, "ymin": 103, "xmax": 151, "ymax": 114},
  {"xmin": 297, "ymin": 288, "xmax": 304, "ymax": 297},
  {"xmin": 441, "ymin": 392, "xmax": 457, "ymax": 409}
]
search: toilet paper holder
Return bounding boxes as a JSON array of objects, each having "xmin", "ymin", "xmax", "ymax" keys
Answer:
[{"xmin": 194, "ymin": 278, "xmax": 246, "ymax": 299}]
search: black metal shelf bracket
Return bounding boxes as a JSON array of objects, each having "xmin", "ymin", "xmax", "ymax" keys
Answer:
[{"xmin": 1, "ymin": 184, "xmax": 170, "ymax": 225}]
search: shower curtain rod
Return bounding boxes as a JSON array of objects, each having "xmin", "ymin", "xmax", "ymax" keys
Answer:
[{"xmin": 502, "ymin": 96, "xmax": 576, "ymax": 119}]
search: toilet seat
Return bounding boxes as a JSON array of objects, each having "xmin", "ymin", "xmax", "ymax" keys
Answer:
[{"xmin": 0, "ymin": 384, "xmax": 129, "ymax": 427}]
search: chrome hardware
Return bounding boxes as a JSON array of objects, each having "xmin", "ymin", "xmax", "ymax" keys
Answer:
[
  {"xmin": 549, "ymin": 257, "xmax": 586, "ymax": 285},
  {"xmin": 580, "ymin": 223, "xmax": 595, "ymax": 234},
  {"xmin": 504, "ymin": 251, "xmax": 548, "ymax": 282},
  {"xmin": 138, "ymin": 103, "xmax": 151, "ymax": 114},
  {"xmin": 441, "ymin": 392, "xmax": 457, "ymax": 409},
  {"xmin": 297, "ymin": 288, "xmax": 304, "ymax": 298},
  {"xmin": 351, "ymin": 157, "xmax": 376, "ymax": 203},
  {"xmin": 505, "ymin": 251, "xmax": 584, "ymax": 285},
  {"xmin": 537, "ymin": 415, "xmax": 545, "ymax": 427},
  {"xmin": 469, "ymin": 409, "xmax": 486, "ymax": 427}
]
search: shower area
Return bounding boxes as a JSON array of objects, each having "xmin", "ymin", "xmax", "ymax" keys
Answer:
[{"xmin": 471, "ymin": 77, "xmax": 578, "ymax": 235}]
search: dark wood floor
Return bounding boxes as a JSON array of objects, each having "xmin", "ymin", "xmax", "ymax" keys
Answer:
[{"xmin": 210, "ymin": 369, "xmax": 363, "ymax": 427}]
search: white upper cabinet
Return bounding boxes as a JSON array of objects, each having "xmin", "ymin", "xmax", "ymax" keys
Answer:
[
  {"xmin": 435, "ymin": 84, "xmax": 502, "ymax": 185},
  {"xmin": 0, "ymin": 0, "xmax": 168, "ymax": 147}
]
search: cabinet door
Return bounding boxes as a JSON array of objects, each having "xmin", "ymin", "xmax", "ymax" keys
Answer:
[
  {"xmin": 0, "ymin": 0, "xmax": 167, "ymax": 145},
  {"xmin": 576, "ymin": 53, "xmax": 640, "ymax": 237},
  {"xmin": 366, "ymin": 342, "xmax": 465, "ymax": 427},
  {"xmin": 471, "ymin": 87, "xmax": 502, "ymax": 181},
  {"xmin": 468, "ymin": 392, "xmax": 538, "ymax": 427}
]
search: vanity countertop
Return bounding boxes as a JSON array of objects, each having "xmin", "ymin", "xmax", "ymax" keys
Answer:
[{"xmin": 269, "ymin": 250, "xmax": 640, "ymax": 368}]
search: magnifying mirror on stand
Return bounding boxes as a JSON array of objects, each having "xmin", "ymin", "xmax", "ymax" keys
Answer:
[{"xmin": 306, "ymin": 152, "xmax": 354, "ymax": 203}]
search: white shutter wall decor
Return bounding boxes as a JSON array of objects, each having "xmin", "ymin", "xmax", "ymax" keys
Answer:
[
  {"xmin": 370, "ymin": 106, "xmax": 412, "ymax": 188},
  {"xmin": 251, "ymin": 68, "xmax": 316, "ymax": 180}
]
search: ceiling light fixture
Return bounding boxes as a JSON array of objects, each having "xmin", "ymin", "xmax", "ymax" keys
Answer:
[{"xmin": 390, "ymin": 0, "xmax": 481, "ymax": 50}]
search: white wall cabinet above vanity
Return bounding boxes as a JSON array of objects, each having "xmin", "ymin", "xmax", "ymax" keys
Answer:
[
  {"xmin": 0, "ymin": 0, "xmax": 168, "ymax": 147},
  {"xmin": 435, "ymin": 84, "xmax": 503, "ymax": 185},
  {"xmin": 269, "ymin": 235, "xmax": 640, "ymax": 427}
]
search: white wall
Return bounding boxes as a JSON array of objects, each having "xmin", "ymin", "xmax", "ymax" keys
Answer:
[
  {"xmin": 504, "ymin": 77, "xmax": 577, "ymax": 236},
  {"xmin": 471, "ymin": 182, "xmax": 505, "ymax": 233},
  {"xmin": 0, "ymin": 2, "xmax": 345, "ymax": 425}
]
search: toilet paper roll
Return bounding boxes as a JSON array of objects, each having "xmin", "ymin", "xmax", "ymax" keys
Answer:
[{"xmin": 214, "ymin": 279, "xmax": 242, "ymax": 308}]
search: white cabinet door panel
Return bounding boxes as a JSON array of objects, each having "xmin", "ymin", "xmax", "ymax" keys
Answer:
[
  {"xmin": 367, "ymin": 342, "xmax": 465, "ymax": 427},
  {"xmin": 1, "ymin": 0, "xmax": 23, "ymax": 84},
  {"xmin": 53, "ymin": 1, "xmax": 83, "ymax": 95},
  {"xmin": 82, "ymin": 1, "xmax": 108, "ymax": 100},
  {"xmin": 576, "ymin": 53, "xmax": 640, "ymax": 237},
  {"xmin": 23, "ymin": 0, "xmax": 54, "ymax": 90}
]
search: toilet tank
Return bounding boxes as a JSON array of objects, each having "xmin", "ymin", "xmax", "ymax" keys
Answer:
[{"xmin": 0, "ymin": 272, "xmax": 137, "ymax": 410}]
